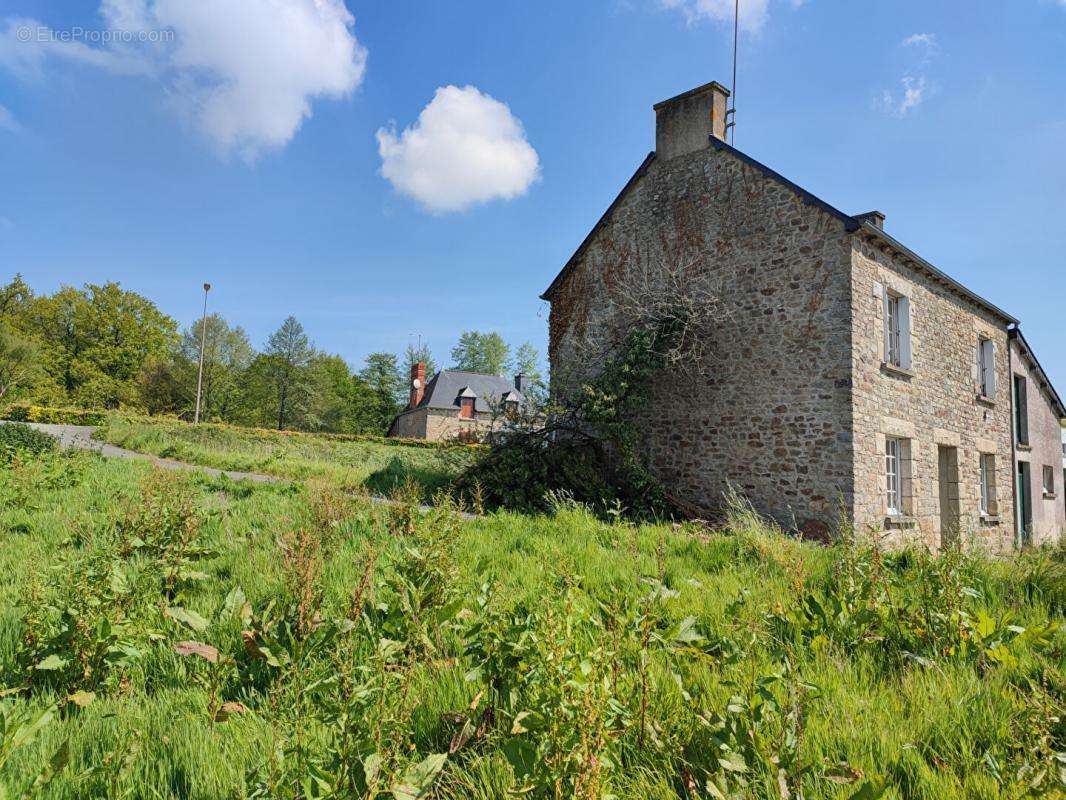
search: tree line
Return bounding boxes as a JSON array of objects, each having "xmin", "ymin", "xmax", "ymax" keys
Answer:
[{"xmin": 0, "ymin": 275, "xmax": 541, "ymax": 435}]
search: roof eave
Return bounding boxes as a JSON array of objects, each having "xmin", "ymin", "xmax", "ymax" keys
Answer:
[
  {"xmin": 540, "ymin": 152, "xmax": 657, "ymax": 301},
  {"xmin": 856, "ymin": 224, "xmax": 1019, "ymax": 326},
  {"xmin": 1009, "ymin": 328, "xmax": 1066, "ymax": 419}
]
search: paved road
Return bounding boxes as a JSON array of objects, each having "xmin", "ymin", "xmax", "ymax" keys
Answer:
[
  {"xmin": 6, "ymin": 421, "xmax": 478, "ymax": 519},
  {"xmin": 5, "ymin": 422, "xmax": 280, "ymax": 483}
]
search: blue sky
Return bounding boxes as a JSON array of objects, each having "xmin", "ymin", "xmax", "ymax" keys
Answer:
[{"xmin": 1, "ymin": 0, "xmax": 1064, "ymax": 387}]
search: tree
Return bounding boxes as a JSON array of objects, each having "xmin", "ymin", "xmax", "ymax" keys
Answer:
[
  {"xmin": 403, "ymin": 341, "xmax": 437, "ymax": 380},
  {"xmin": 511, "ymin": 341, "xmax": 542, "ymax": 385},
  {"xmin": 0, "ymin": 324, "xmax": 42, "ymax": 402},
  {"xmin": 450, "ymin": 331, "xmax": 510, "ymax": 375},
  {"xmin": 179, "ymin": 314, "xmax": 254, "ymax": 422},
  {"xmin": 263, "ymin": 316, "xmax": 313, "ymax": 430},
  {"xmin": 27, "ymin": 282, "xmax": 177, "ymax": 408},
  {"xmin": 359, "ymin": 352, "xmax": 404, "ymax": 434}
]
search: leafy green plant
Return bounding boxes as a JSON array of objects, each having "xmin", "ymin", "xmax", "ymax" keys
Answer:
[{"xmin": 0, "ymin": 423, "xmax": 55, "ymax": 463}]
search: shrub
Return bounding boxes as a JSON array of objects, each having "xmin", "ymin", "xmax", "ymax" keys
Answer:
[
  {"xmin": 0, "ymin": 422, "xmax": 56, "ymax": 462},
  {"xmin": 2, "ymin": 404, "xmax": 107, "ymax": 426}
]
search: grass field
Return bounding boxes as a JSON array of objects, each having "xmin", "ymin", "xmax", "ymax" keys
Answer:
[
  {"xmin": 94, "ymin": 416, "xmax": 474, "ymax": 500},
  {"xmin": 0, "ymin": 442, "xmax": 1063, "ymax": 799}
]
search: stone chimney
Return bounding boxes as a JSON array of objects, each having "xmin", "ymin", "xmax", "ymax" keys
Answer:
[
  {"xmin": 409, "ymin": 361, "xmax": 426, "ymax": 409},
  {"xmin": 514, "ymin": 373, "xmax": 525, "ymax": 393},
  {"xmin": 854, "ymin": 210, "xmax": 885, "ymax": 230},
  {"xmin": 654, "ymin": 81, "xmax": 731, "ymax": 161}
]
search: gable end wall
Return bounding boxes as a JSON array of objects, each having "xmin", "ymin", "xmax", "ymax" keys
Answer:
[{"xmin": 548, "ymin": 145, "xmax": 856, "ymax": 529}]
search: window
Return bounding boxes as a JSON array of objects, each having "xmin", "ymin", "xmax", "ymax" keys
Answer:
[
  {"xmin": 1013, "ymin": 375, "xmax": 1029, "ymax": 446},
  {"xmin": 1043, "ymin": 465, "xmax": 1056, "ymax": 497},
  {"xmin": 886, "ymin": 437, "xmax": 912, "ymax": 515},
  {"xmin": 459, "ymin": 396, "xmax": 475, "ymax": 419},
  {"xmin": 978, "ymin": 338, "xmax": 996, "ymax": 398},
  {"xmin": 980, "ymin": 454, "xmax": 997, "ymax": 516},
  {"xmin": 883, "ymin": 290, "xmax": 911, "ymax": 370}
]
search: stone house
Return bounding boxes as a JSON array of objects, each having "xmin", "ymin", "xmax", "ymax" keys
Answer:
[
  {"xmin": 388, "ymin": 361, "xmax": 528, "ymax": 442},
  {"xmin": 542, "ymin": 80, "xmax": 1065, "ymax": 550}
]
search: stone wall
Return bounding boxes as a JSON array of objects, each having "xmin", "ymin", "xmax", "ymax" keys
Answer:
[
  {"xmin": 547, "ymin": 144, "xmax": 856, "ymax": 529},
  {"xmin": 849, "ymin": 235, "xmax": 1015, "ymax": 551},
  {"xmin": 1010, "ymin": 336, "xmax": 1065, "ymax": 546},
  {"xmin": 390, "ymin": 407, "xmax": 499, "ymax": 442}
]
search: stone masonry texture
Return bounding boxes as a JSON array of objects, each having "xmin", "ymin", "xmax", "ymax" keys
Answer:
[{"xmin": 546, "ymin": 133, "xmax": 1062, "ymax": 550}]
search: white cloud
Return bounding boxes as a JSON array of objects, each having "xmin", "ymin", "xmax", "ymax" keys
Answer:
[
  {"xmin": 877, "ymin": 32, "xmax": 938, "ymax": 117},
  {"xmin": 657, "ymin": 0, "xmax": 778, "ymax": 32},
  {"xmin": 877, "ymin": 75, "xmax": 928, "ymax": 117},
  {"xmin": 0, "ymin": 1, "xmax": 367, "ymax": 161},
  {"xmin": 902, "ymin": 32, "xmax": 936, "ymax": 50},
  {"xmin": 376, "ymin": 85, "xmax": 540, "ymax": 214},
  {"xmin": 0, "ymin": 17, "xmax": 153, "ymax": 80},
  {"xmin": 0, "ymin": 103, "xmax": 21, "ymax": 133}
]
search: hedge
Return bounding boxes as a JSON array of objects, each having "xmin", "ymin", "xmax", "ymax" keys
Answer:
[
  {"xmin": 0, "ymin": 421, "xmax": 57, "ymax": 462},
  {"xmin": 1, "ymin": 404, "xmax": 107, "ymax": 426}
]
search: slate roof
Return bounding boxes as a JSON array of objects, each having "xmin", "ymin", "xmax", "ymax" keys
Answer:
[
  {"xmin": 416, "ymin": 370, "xmax": 525, "ymax": 414},
  {"xmin": 539, "ymin": 136, "xmax": 1018, "ymax": 327},
  {"xmin": 1010, "ymin": 328, "xmax": 1066, "ymax": 420}
]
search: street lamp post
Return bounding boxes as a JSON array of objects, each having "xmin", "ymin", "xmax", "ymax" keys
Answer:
[{"xmin": 193, "ymin": 283, "xmax": 211, "ymax": 424}]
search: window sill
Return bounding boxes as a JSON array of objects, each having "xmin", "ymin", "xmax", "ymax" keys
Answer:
[
  {"xmin": 1044, "ymin": 493, "xmax": 1057, "ymax": 501},
  {"xmin": 1016, "ymin": 444, "xmax": 1032, "ymax": 452},
  {"xmin": 885, "ymin": 514, "xmax": 917, "ymax": 527},
  {"xmin": 979, "ymin": 514, "xmax": 1001, "ymax": 525},
  {"xmin": 881, "ymin": 362, "xmax": 915, "ymax": 379},
  {"xmin": 976, "ymin": 394, "xmax": 996, "ymax": 407}
]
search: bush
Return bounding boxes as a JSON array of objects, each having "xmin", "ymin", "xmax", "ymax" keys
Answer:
[
  {"xmin": 2, "ymin": 404, "xmax": 107, "ymax": 426},
  {"xmin": 0, "ymin": 422, "xmax": 57, "ymax": 462}
]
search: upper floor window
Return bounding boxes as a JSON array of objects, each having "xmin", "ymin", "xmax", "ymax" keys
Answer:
[
  {"xmin": 1013, "ymin": 375, "xmax": 1029, "ymax": 446},
  {"xmin": 883, "ymin": 289, "xmax": 912, "ymax": 370},
  {"xmin": 978, "ymin": 338, "xmax": 996, "ymax": 398},
  {"xmin": 459, "ymin": 396, "xmax": 475, "ymax": 419}
]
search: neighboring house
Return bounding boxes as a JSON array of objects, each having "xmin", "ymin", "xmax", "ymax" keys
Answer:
[
  {"xmin": 388, "ymin": 361, "xmax": 528, "ymax": 441},
  {"xmin": 542, "ymin": 80, "xmax": 1065, "ymax": 551}
]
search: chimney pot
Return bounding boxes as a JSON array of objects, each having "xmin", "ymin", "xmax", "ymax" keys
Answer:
[
  {"xmin": 409, "ymin": 361, "xmax": 426, "ymax": 409},
  {"xmin": 514, "ymin": 373, "xmax": 525, "ymax": 393},
  {"xmin": 654, "ymin": 81, "xmax": 731, "ymax": 160}
]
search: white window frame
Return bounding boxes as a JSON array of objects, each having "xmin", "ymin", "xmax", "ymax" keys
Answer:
[
  {"xmin": 978, "ymin": 338, "xmax": 996, "ymax": 398},
  {"xmin": 883, "ymin": 289, "xmax": 912, "ymax": 370},
  {"xmin": 886, "ymin": 437, "xmax": 903, "ymax": 515},
  {"xmin": 979, "ymin": 453, "xmax": 996, "ymax": 516}
]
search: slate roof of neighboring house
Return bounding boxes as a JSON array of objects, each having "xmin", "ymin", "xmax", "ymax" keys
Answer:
[
  {"xmin": 417, "ymin": 370, "xmax": 524, "ymax": 414},
  {"xmin": 540, "ymin": 137, "xmax": 1018, "ymax": 327}
]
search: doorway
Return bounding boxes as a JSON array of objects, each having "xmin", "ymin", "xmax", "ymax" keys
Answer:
[
  {"xmin": 937, "ymin": 446, "xmax": 960, "ymax": 548},
  {"xmin": 1016, "ymin": 462, "xmax": 1033, "ymax": 547}
]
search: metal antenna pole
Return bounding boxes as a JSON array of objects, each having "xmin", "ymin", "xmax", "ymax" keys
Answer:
[
  {"xmin": 725, "ymin": 0, "xmax": 739, "ymax": 145},
  {"xmin": 193, "ymin": 282, "xmax": 211, "ymax": 424}
]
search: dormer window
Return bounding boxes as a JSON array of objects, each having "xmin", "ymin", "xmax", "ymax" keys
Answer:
[
  {"xmin": 502, "ymin": 389, "xmax": 520, "ymax": 417},
  {"xmin": 457, "ymin": 387, "xmax": 477, "ymax": 419}
]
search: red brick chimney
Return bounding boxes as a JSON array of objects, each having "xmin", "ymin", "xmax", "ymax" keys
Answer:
[{"xmin": 409, "ymin": 361, "xmax": 426, "ymax": 409}]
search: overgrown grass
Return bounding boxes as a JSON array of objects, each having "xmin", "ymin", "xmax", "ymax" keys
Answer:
[
  {"xmin": 0, "ymin": 450, "xmax": 1062, "ymax": 798},
  {"xmin": 94, "ymin": 415, "xmax": 474, "ymax": 500}
]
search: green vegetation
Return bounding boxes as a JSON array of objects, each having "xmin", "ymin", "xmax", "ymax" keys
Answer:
[
  {"xmin": 2, "ymin": 405, "xmax": 107, "ymax": 426},
  {"xmin": 1, "ymin": 275, "xmax": 544, "ymax": 440},
  {"xmin": 0, "ymin": 422, "xmax": 57, "ymax": 462},
  {"xmin": 95, "ymin": 415, "xmax": 474, "ymax": 498},
  {"xmin": 0, "ymin": 445, "xmax": 1062, "ymax": 799}
]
